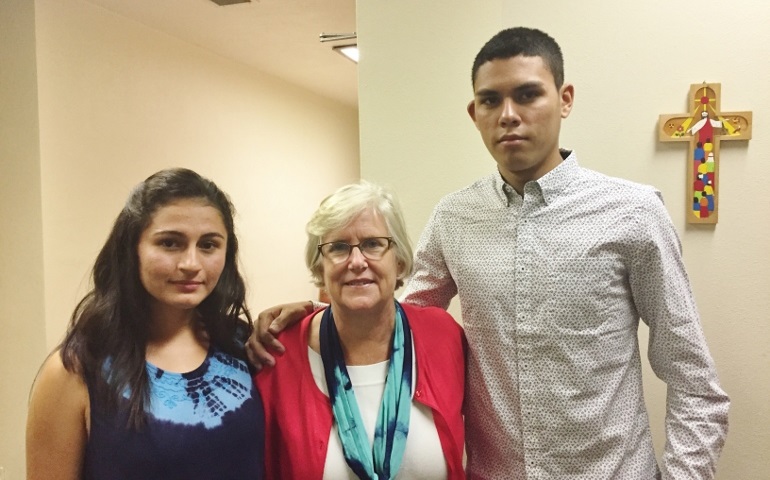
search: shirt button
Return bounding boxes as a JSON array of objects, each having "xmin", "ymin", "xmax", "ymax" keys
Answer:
[{"xmin": 415, "ymin": 390, "xmax": 422, "ymax": 398}]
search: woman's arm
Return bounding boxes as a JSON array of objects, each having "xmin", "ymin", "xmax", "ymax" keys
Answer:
[{"xmin": 26, "ymin": 351, "xmax": 90, "ymax": 480}]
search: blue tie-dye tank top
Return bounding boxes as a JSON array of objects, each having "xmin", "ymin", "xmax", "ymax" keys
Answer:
[{"xmin": 84, "ymin": 350, "xmax": 264, "ymax": 479}]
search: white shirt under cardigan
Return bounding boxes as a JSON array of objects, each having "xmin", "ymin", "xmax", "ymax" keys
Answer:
[
  {"xmin": 402, "ymin": 150, "xmax": 729, "ymax": 480},
  {"xmin": 308, "ymin": 347, "xmax": 448, "ymax": 480}
]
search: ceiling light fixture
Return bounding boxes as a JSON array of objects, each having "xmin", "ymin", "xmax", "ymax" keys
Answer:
[
  {"xmin": 209, "ymin": 0, "xmax": 250, "ymax": 5},
  {"xmin": 332, "ymin": 44, "xmax": 359, "ymax": 63},
  {"xmin": 320, "ymin": 32, "xmax": 358, "ymax": 64}
]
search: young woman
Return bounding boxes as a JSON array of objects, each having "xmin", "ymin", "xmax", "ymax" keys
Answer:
[{"xmin": 26, "ymin": 168, "xmax": 264, "ymax": 480}]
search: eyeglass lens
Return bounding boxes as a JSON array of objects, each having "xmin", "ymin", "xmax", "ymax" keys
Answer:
[{"xmin": 320, "ymin": 237, "xmax": 391, "ymax": 262}]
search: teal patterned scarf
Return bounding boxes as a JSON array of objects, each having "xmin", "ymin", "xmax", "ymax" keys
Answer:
[{"xmin": 319, "ymin": 300, "xmax": 413, "ymax": 480}]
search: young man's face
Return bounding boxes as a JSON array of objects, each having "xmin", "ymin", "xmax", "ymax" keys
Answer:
[{"xmin": 468, "ymin": 55, "xmax": 574, "ymax": 192}]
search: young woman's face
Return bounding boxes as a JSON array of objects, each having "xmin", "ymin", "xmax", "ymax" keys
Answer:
[{"xmin": 137, "ymin": 198, "xmax": 228, "ymax": 317}]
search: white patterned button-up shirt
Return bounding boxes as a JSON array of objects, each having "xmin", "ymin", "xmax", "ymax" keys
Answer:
[{"xmin": 402, "ymin": 151, "xmax": 729, "ymax": 479}]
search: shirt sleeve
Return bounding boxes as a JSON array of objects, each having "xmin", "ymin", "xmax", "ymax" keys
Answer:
[
  {"xmin": 629, "ymin": 192, "xmax": 730, "ymax": 480},
  {"xmin": 400, "ymin": 204, "xmax": 458, "ymax": 310}
]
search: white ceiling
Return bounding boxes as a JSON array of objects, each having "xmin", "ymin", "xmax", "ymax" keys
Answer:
[{"xmin": 82, "ymin": 0, "xmax": 358, "ymax": 107}]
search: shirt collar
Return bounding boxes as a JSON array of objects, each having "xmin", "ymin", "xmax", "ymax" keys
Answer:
[
  {"xmin": 493, "ymin": 172, "xmax": 515, "ymax": 205},
  {"xmin": 537, "ymin": 149, "xmax": 579, "ymax": 205},
  {"xmin": 494, "ymin": 149, "xmax": 579, "ymax": 206}
]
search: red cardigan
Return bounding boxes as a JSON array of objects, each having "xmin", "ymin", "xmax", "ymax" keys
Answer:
[{"xmin": 255, "ymin": 303, "xmax": 466, "ymax": 479}]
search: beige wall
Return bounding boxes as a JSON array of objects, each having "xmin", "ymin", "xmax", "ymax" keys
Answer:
[
  {"xmin": 0, "ymin": 1, "xmax": 49, "ymax": 478},
  {"xmin": 35, "ymin": 0, "xmax": 360, "ymax": 349},
  {"xmin": 2, "ymin": 0, "xmax": 359, "ymax": 476},
  {"xmin": 358, "ymin": 0, "xmax": 770, "ymax": 478}
]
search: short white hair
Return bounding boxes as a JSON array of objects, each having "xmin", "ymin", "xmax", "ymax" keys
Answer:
[{"xmin": 305, "ymin": 180, "xmax": 413, "ymax": 288}]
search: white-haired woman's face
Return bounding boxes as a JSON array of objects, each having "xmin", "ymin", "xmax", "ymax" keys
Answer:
[{"xmin": 319, "ymin": 208, "xmax": 401, "ymax": 317}]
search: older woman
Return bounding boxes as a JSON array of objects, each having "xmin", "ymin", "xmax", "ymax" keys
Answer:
[{"xmin": 256, "ymin": 181, "xmax": 465, "ymax": 479}]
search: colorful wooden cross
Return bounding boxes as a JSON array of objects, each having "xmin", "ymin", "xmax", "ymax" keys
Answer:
[{"xmin": 659, "ymin": 83, "xmax": 752, "ymax": 224}]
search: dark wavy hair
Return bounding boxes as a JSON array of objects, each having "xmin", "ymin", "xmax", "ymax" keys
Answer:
[
  {"xmin": 471, "ymin": 27, "xmax": 565, "ymax": 89},
  {"xmin": 59, "ymin": 168, "xmax": 252, "ymax": 428}
]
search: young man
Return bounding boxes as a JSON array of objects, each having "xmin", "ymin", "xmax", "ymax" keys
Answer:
[{"xmin": 251, "ymin": 28, "xmax": 729, "ymax": 479}]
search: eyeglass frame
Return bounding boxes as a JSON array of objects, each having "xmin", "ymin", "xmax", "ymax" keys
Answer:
[{"xmin": 317, "ymin": 236, "xmax": 395, "ymax": 263}]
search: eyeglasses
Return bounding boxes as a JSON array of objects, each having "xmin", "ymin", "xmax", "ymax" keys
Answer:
[{"xmin": 318, "ymin": 236, "xmax": 394, "ymax": 264}]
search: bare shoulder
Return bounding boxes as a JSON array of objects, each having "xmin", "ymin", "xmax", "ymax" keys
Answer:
[
  {"xmin": 30, "ymin": 350, "xmax": 89, "ymax": 403},
  {"xmin": 27, "ymin": 350, "xmax": 90, "ymax": 480}
]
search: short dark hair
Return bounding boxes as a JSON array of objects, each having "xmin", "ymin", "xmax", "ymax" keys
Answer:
[
  {"xmin": 471, "ymin": 27, "xmax": 564, "ymax": 89},
  {"xmin": 60, "ymin": 168, "xmax": 252, "ymax": 428}
]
